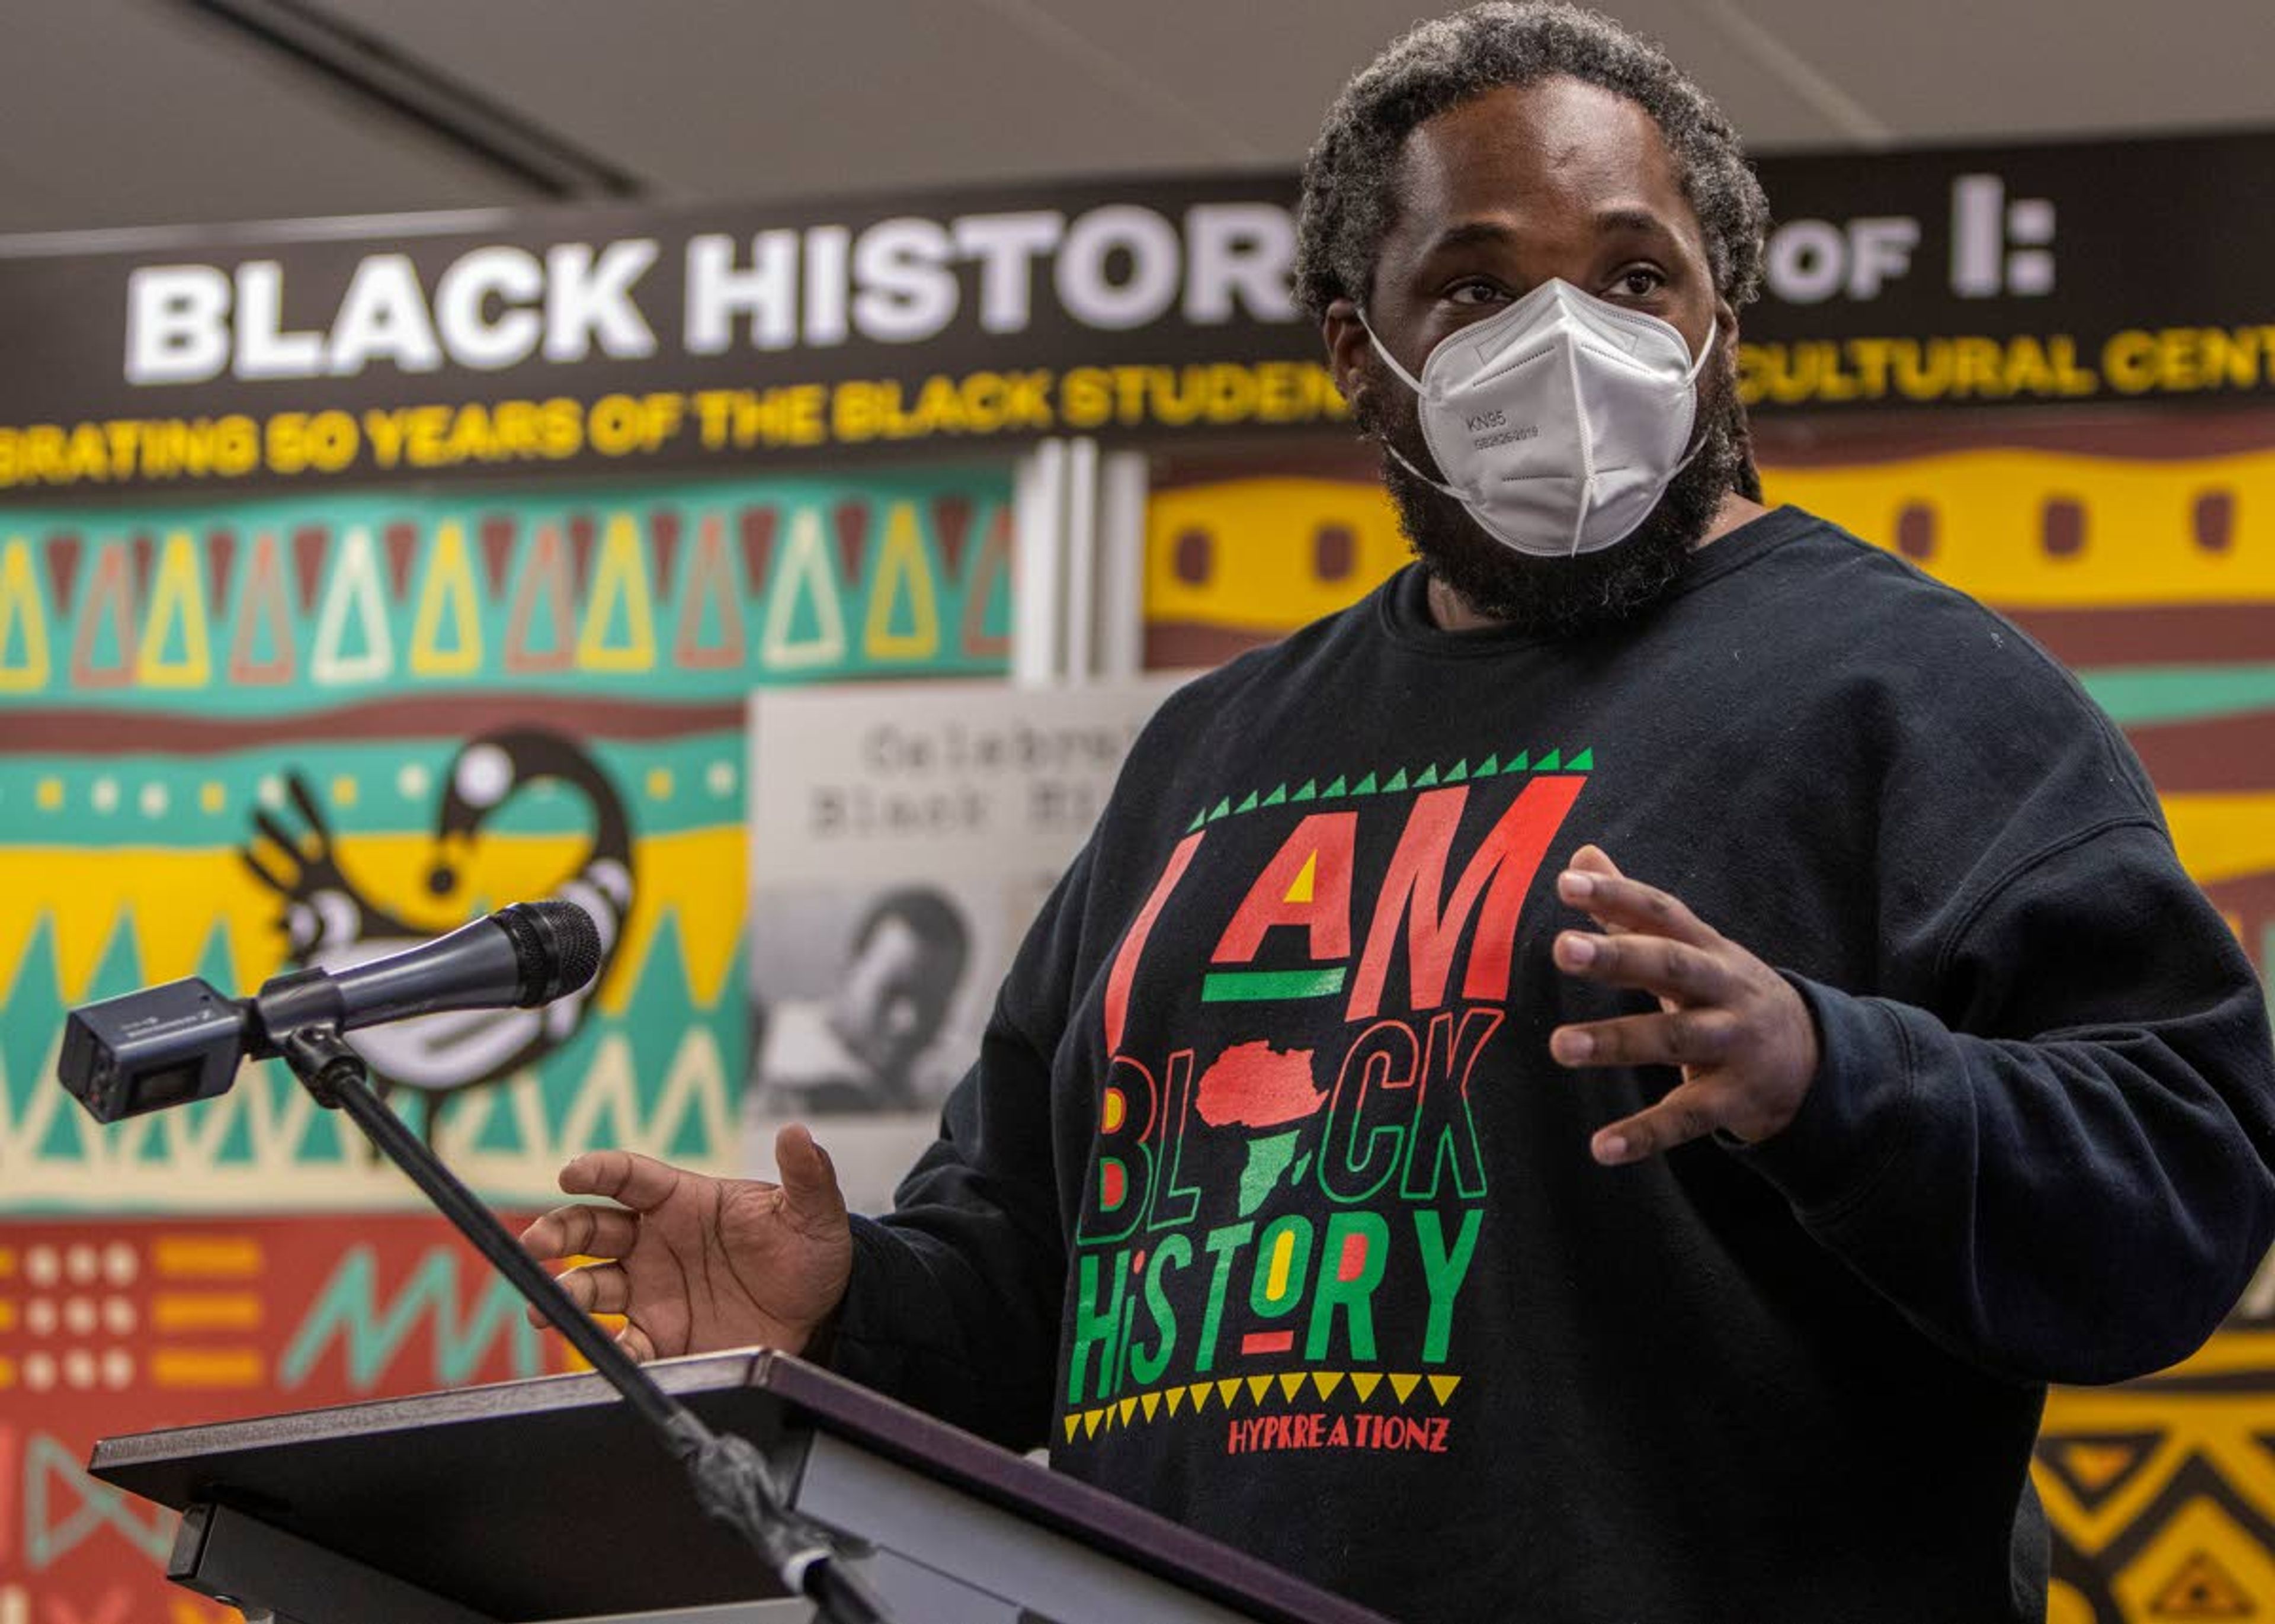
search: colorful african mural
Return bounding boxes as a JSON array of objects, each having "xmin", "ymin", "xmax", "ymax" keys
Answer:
[
  {"xmin": 1140, "ymin": 410, "xmax": 2275, "ymax": 1620},
  {"xmin": 0, "ymin": 1215, "xmax": 587, "ymax": 1622},
  {"xmin": 0, "ymin": 466, "xmax": 1013, "ymax": 1617}
]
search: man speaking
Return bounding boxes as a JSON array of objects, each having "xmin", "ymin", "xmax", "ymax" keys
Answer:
[{"xmin": 523, "ymin": 5, "xmax": 2275, "ymax": 1617}]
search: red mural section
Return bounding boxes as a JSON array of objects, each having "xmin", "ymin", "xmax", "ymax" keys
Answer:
[{"xmin": 0, "ymin": 1214, "xmax": 577, "ymax": 1619}]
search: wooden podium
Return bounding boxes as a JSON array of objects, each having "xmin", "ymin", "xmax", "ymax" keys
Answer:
[{"xmin": 91, "ymin": 1348, "xmax": 1395, "ymax": 1624}]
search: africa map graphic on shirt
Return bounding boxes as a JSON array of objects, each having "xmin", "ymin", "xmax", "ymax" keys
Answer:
[{"xmin": 1055, "ymin": 748, "xmax": 1591, "ymax": 1455}]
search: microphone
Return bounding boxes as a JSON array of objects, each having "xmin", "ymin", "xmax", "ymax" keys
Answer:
[{"xmin": 57, "ymin": 901, "xmax": 602, "ymax": 1125}]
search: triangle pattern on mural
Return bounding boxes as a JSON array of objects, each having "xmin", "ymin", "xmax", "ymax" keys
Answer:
[
  {"xmin": 69, "ymin": 542, "xmax": 135, "ymax": 688},
  {"xmin": 138, "ymin": 531, "xmax": 214, "ymax": 688},
  {"xmin": 228, "ymin": 529, "xmax": 297, "ymax": 685},
  {"xmin": 2037, "ymin": 1430, "xmax": 2165, "ymax": 1516},
  {"xmin": 958, "ymin": 506, "xmax": 1012, "ymax": 660},
  {"xmin": 505, "ymin": 522, "xmax": 578, "ymax": 672},
  {"xmin": 0, "ymin": 537, "xmax": 53, "ymax": 692},
  {"xmin": 410, "ymin": 521, "xmax": 484, "ymax": 677},
  {"xmin": 672, "ymin": 512, "xmax": 746, "ymax": 669},
  {"xmin": 24, "ymin": 1433, "xmax": 175, "ymax": 1568},
  {"xmin": 309, "ymin": 526, "xmax": 395, "ymax": 684},
  {"xmin": 761, "ymin": 507, "xmax": 850, "ymax": 670},
  {"xmin": 578, "ymin": 514, "xmax": 658, "ymax": 672},
  {"xmin": 2151, "ymin": 1551, "xmax": 2256, "ymax": 1617},
  {"xmin": 863, "ymin": 503, "xmax": 942, "ymax": 661}
]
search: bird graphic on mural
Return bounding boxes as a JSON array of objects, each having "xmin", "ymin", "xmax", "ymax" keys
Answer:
[{"xmin": 238, "ymin": 727, "xmax": 635, "ymax": 1140}]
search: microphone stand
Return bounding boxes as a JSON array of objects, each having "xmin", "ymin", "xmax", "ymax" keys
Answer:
[{"xmin": 270, "ymin": 1016, "xmax": 892, "ymax": 1624}]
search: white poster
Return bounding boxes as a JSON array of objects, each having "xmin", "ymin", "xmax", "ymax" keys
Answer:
[{"xmin": 744, "ymin": 675, "xmax": 1191, "ymax": 1212}]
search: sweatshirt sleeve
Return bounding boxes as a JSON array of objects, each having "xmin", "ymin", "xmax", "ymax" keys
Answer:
[
  {"xmin": 821, "ymin": 845, "xmax": 1092, "ymax": 1452},
  {"xmin": 1729, "ymin": 817, "xmax": 2275, "ymax": 1385}
]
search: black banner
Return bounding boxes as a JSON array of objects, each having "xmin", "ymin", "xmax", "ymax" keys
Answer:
[
  {"xmin": 1739, "ymin": 131, "xmax": 2275, "ymax": 413},
  {"xmin": 0, "ymin": 130, "xmax": 2269, "ymax": 492}
]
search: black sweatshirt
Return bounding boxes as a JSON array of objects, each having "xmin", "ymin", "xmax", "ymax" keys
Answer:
[{"xmin": 828, "ymin": 505, "xmax": 2275, "ymax": 1623}]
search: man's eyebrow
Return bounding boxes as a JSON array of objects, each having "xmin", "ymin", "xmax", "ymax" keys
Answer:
[
  {"xmin": 1597, "ymin": 207, "xmax": 1676, "ymax": 239},
  {"xmin": 1418, "ymin": 210, "xmax": 1676, "ymax": 256},
  {"xmin": 1420, "ymin": 219, "xmax": 1524, "ymax": 256}
]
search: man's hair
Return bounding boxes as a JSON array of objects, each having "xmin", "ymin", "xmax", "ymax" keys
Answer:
[
  {"xmin": 1293, "ymin": 2, "xmax": 1770, "ymax": 322},
  {"xmin": 853, "ymin": 886, "xmax": 970, "ymax": 982}
]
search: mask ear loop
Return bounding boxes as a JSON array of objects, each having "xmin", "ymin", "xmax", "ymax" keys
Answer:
[
  {"xmin": 1354, "ymin": 306, "xmax": 1470, "ymax": 502},
  {"xmin": 1354, "ymin": 304, "xmax": 1430, "ymax": 396}
]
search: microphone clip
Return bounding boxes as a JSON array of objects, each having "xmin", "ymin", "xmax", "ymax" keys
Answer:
[
  {"xmin": 246, "ymin": 967, "xmax": 363, "ymax": 1108},
  {"xmin": 274, "ymin": 1023, "xmax": 367, "ymax": 1111}
]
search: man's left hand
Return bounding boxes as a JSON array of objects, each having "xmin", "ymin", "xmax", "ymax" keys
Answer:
[{"xmin": 1550, "ymin": 845, "xmax": 1820, "ymax": 1165}]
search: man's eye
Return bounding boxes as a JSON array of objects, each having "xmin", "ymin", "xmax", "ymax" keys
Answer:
[
  {"xmin": 1447, "ymin": 281, "xmax": 1505, "ymax": 306},
  {"xmin": 1612, "ymin": 267, "xmax": 1666, "ymax": 299}
]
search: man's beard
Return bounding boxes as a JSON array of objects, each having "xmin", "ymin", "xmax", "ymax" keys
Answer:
[{"xmin": 1354, "ymin": 344, "xmax": 1751, "ymax": 637}]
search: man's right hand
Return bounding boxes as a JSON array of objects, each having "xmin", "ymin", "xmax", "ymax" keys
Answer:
[{"xmin": 518, "ymin": 1124, "xmax": 853, "ymax": 1362}]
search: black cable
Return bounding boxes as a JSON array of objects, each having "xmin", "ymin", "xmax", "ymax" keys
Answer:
[{"xmin": 181, "ymin": 0, "xmax": 645, "ymax": 199}]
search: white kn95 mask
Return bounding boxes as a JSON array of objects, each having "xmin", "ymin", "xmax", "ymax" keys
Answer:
[{"xmin": 1360, "ymin": 278, "xmax": 1715, "ymax": 559}]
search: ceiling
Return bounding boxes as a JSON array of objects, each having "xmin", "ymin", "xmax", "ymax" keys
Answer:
[{"xmin": 4, "ymin": 0, "xmax": 2271, "ymax": 237}]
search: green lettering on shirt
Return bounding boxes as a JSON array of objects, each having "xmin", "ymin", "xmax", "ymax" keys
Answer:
[
  {"xmin": 1067, "ymin": 1247, "xmax": 1129, "ymax": 1404},
  {"xmin": 1305, "ymin": 1209, "xmax": 1390, "ymax": 1362},
  {"xmin": 1415, "ymin": 1207, "xmax": 1483, "ymax": 1365},
  {"xmin": 1129, "ymin": 1234, "xmax": 1191, "ymax": 1385},
  {"xmin": 1193, "ymin": 1221, "xmax": 1254, "ymax": 1375}
]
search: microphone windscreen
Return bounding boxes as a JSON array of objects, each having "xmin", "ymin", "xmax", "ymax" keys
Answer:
[{"xmin": 496, "ymin": 900, "xmax": 603, "ymax": 1004}]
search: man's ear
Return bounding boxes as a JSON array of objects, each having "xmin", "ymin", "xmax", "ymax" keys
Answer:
[
  {"xmin": 1712, "ymin": 292, "xmax": 1739, "ymax": 358},
  {"xmin": 1323, "ymin": 297, "xmax": 1373, "ymax": 416}
]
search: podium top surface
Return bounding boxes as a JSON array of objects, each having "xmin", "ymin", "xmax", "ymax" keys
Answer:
[{"xmin": 93, "ymin": 1349, "xmax": 1393, "ymax": 1624}]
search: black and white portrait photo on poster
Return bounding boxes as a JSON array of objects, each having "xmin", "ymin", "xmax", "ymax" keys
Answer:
[
  {"xmin": 746, "ymin": 877, "xmax": 1017, "ymax": 1126},
  {"xmin": 744, "ymin": 675, "xmax": 1191, "ymax": 1212}
]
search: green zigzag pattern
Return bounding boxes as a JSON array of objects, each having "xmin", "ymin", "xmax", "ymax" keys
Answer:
[
  {"xmin": 1183, "ymin": 747, "xmax": 1591, "ymax": 830},
  {"xmin": 0, "ymin": 907, "xmax": 740, "ymax": 1185}
]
